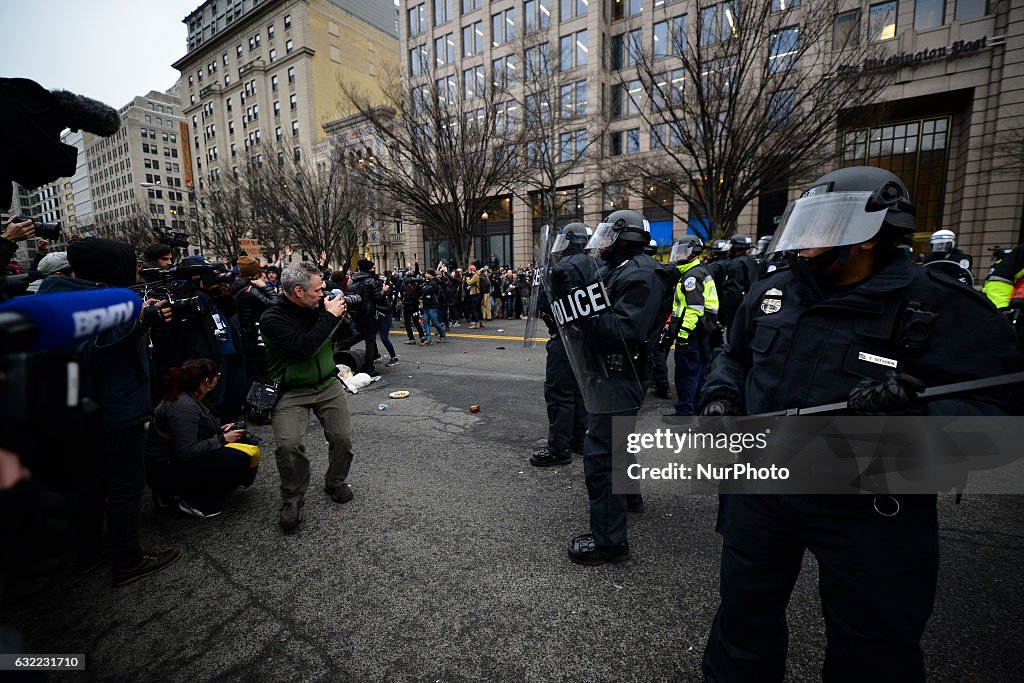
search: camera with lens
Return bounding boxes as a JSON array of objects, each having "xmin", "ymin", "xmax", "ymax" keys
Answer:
[
  {"xmin": 158, "ymin": 231, "xmax": 190, "ymax": 249},
  {"xmin": 227, "ymin": 420, "xmax": 261, "ymax": 446},
  {"xmin": 14, "ymin": 215, "xmax": 61, "ymax": 241},
  {"xmin": 328, "ymin": 290, "xmax": 362, "ymax": 308}
]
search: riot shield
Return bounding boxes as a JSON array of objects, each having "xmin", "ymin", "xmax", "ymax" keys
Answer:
[
  {"xmin": 923, "ymin": 259, "xmax": 975, "ymax": 287},
  {"xmin": 544, "ymin": 244, "xmax": 644, "ymax": 414},
  {"xmin": 523, "ymin": 225, "xmax": 550, "ymax": 348}
]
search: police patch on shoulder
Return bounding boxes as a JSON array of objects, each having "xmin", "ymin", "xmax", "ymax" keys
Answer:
[
  {"xmin": 760, "ymin": 297, "xmax": 782, "ymax": 314},
  {"xmin": 683, "ymin": 276, "xmax": 697, "ymax": 291},
  {"xmin": 766, "ymin": 287, "xmax": 783, "ymax": 296}
]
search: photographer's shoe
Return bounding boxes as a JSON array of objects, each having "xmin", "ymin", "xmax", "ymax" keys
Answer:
[
  {"xmin": 530, "ymin": 446, "xmax": 572, "ymax": 467},
  {"xmin": 112, "ymin": 546, "xmax": 182, "ymax": 587},
  {"xmin": 386, "ymin": 357, "xmax": 400, "ymax": 367},
  {"xmin": 568, "ymin": 534, "xmax": 629, "ymax": 566},
  {"xmin": 404, "ymin": 339, "xmax": 418, "ymax": 345},
  {"xmin": 627, "ymin": 494, "xmax": 646, "ymax": 514},
  {"xmin": 325, "ymin": 481, "xmax": 354, "ymax": 504},
  {"xmin": 279, "ymin": 499, "xmax": 304, "ymax": 533}
]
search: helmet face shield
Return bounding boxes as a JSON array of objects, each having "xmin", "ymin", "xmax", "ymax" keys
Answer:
[
  {"xmin": 551, "ymin": 226, "xmax": 592, "ymax": 254},
  {"xmin": 669, "ymin": 240, "xmax": 702, "ymax": 263},
  {"xmin": 767, "ymin": 192, "xmax": 888, "ymax": 254},
  {"xmin": 586, "ymin": 224, "xmax": 617, "ymax": 253}
]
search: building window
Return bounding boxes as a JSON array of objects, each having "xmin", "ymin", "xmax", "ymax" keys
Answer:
[
  {"xmin": 955, "ymin": 0, "xmax": 987, "ymax": 21},
  {"xmin": 768, "ymin": 26, "xmax": 799, "ymax": 72},
  {"xmin": 435, "ymin": 32, "xmax": 456, "ymax": 67},
  {"xmin": 492, "ymin": 54, "xmax": 518, "ymax": 88},
  {"xmin": 287, "ymin": 66, "xmax": 295, "ymax": 84},
  {"xmin": 653, "ymin": 15, "xmax": 687, "ymax": 58},
  {"xmin": 559, "ymin": 29, "xmax": 588, "ymax": 71},
  {"xmin": 766, "ymin": 88, "xmax": 795, "ymax": 132},
  {"xmin": 491, "ymin": 8, "xmax": 516, "ymax": 46},
  {"xmin": 293, "ymin": 146, "xmax": 301, "ymax": 162},
  {"xmin": 409, "ymin": 3, "xmax": 427, "ymax": 36},
  {"xmin": 290, "ymin": 93, "xmax": 297, "ymax": 110},
  {"xmin": 410, "ymin": 44, "xmax": 428, "ymax": 76},
  {"xmin": 463, "ymin": 65, "xmax": 485, "ymax": 98},
  {"xmin": 268, "ymin": 24, "xmax": 275, "ymax": 39},
  {"xmin": 269, "ymin": 48, "xmax": 277, "ymax": 62},
  {"xmin": 560, "ymin": 0, "xmax": 588, "ymax": 21},
  {"xmin": 523, "ymin": 0, "xmax": 551, "ymax": 33},
  {"xmin": 611, "ymin": 0, "xmax": 643, "ymax": 21},
  {"xmin": 226, "ymin": 96, "xmax": 233, "ymax": 112},
  {"xmin": 868, "ymin": 1, "xmax": 897, "ymax": 42},
  {"xmin": 915, "ymin": 0, "xmax": 945, "ymax": 30},
  {"xmin": 560, "ymin": 81, "xmax": 587, "ymax": 118},
  {"xmin": 525, "ymin": 42, "xmax": 550, "ymax": 78},
  {"xmin": 236, "ymin": 44, "xmax": 243, "ymax": 58},
  {"xmin": 842, "ymin": 117, "xmax": 949, "ymax": 232},
  {"xmin": 651, "ymin": 68, "xmax": 685, "ymax": 108},
  {"xmin": 770, "ymin": 0, "xmax": 799, "ymax": 10},
  {"xmin": 462, "ymin": 20, "xmax": 483, "ymax": 56},
  {"xmin": 271, "ymin": 75, "xmax": 279, "ymax": 91},
  {"xmin": 833, "ymin": 10, "xmax": 861, "ymax": 49},
  {"xmin": 610, "ymin": 80, "xmax": 641, "ymax": 118},
  {"xmin": 275, "ymin": 126, "xmax": 282, "ymax": 141},
  {"xmin": 611, "ymin": 29, "xmax": 641, "ymax": 70},
  {"xmin": 285, "ymin": 39, "xmax": 293, "ymax": 54},
  {"xmin": 700, "ymin": 2, "xmax": 738, "ymax": 46},
  {"xmin": 559, "ymin": 130, "xmax": 587, "ymax": 162},
  {"xmin": 292, "ymin": 120, "xmax": 299, "ymax": 136},
  {"xmin": 284, "ymin": 14, "xmax": 291, "ymax": 30},
  {"xmin": 462, "ymin": 0, "xmax": 481, "ymax": 12},
  {"xmin": 434, "ymin": 0, "xmax": 453, "ymax": 26}
]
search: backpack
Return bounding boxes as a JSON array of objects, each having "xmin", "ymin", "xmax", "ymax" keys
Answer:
[{"xmin": 480, "ymin": 275, "xmax": 491, "ymax": 294}]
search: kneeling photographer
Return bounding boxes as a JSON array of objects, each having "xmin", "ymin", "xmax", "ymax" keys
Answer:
[{"xmin": 146, "ymin": 358, "xmax": 258, "ymax": 518}]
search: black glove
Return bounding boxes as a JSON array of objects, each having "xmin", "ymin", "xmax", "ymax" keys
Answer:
[
  {"xmin": 698, "ymin": 398, "xmax": 741, "ymax": 416},
  {"xmin": 847, "ymin": 371, "xmax": 926, "ymax": 415}
]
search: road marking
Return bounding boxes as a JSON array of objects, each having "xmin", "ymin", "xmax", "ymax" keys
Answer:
[{"xmin": 445, "ymin": 333, "xmax": 548, "ymax": 342}]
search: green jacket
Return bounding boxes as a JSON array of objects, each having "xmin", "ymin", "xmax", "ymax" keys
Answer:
[
  {"xmin": 671, "ymin": 259, "xmax": 719, "ymax": 343},
  {"xmin": 260, "ymin": 297, "xmax": 344, "ymax": 394}
]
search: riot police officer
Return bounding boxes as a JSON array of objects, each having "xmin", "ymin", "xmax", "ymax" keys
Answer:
[
  {"xmin": 557, "ymin": 209, "xmax": 670, "ymax": 565},
  {"xmin": 698, "ymin": 167, "xmax": 1021, "ymax": 682},
  {"xmin": 923, "ymin": 228, "xmax": 974, "ymax": 285},
  {"xmin": 531, "ymin": 222, "xmax": 593, "ymax": 467},
  {"xmin": 664, "ymin": 237, "xmax": 718, "ymax": 416},
  {"xmin": 718, "ymin": 233, "xmax": 760, "ymax": 329},
  {"xmin": 705, "ymin": 239, "xmax": 730, "ymax": 294},
  {"xmin": 647, "ymin": 240, "xmax": 676, "ymax": 399}
]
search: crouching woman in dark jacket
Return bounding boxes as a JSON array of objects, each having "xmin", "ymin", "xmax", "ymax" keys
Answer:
[{"xmin": 145, "ymin": 359, "xmax": 257, "ymax": 518}]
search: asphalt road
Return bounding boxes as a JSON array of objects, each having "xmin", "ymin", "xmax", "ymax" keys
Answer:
[{"xmin": 3, "ymin": 318, "xmax": 1023, "ymax": 681}]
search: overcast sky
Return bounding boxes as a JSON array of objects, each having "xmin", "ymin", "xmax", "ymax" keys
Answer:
[{"xmin": 1, "ymin": 0, "xmax": 202, "ymax": 109}]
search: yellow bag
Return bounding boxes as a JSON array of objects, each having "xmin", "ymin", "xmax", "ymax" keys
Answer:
[{"xmin": 225, "ymin": 442, "xmax": 261, "ymax": 469}]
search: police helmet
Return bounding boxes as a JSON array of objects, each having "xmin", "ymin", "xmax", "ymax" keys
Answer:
[
  {"xmin": 929, "ymin": 229, "xmax": 956, "ymax": 254},
  {"xmin": 710, "ymin": 239, "xmax": 731, "ymax": 257},
  {"xmin": 755, "ymin": 234, "xmax": 773, "ymax": 254},
  {"xmin": 768, "ymin": 166, "xmax": 916, "ymax": 254},
  {"xmin": 670, "ymin": 237, "xmax": 704, "ymax": 263},
  {"xmin": 587, "ymin": 210, "xmax": 651, "ymax": 253},
  {"xmin": 551, "ymin": 221, "xmax": 592, "ymax": 253},
  {"xmin": 729, "ymin": 234, "xmax": 753, "ymax": 251}
]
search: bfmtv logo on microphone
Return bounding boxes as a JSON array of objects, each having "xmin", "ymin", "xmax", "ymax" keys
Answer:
[{"xmin": 72, "ymin": 301, "xmax": 137, "ymax": 338}]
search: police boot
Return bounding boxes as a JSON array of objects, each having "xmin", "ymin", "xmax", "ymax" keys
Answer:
[
  {"xmin": 568, "ymin": 534, "xmax": 629, "ymax": 566},
  {"xmin": 530, "ymin": 446, "xmax": 571, "ymax": 467}
]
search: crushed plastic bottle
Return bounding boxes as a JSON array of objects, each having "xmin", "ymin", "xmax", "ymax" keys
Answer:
[{"xmin": 377, "ymin": 403, "xmax": 388, "ymax": 410}]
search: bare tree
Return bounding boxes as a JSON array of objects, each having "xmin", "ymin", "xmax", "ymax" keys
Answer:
[
  {"xmin": 243, "ymin": 144, "xmax": 368, "ymax": 268},
  {"xmin": 92, "ymin": 210, "xmax": 158, "ymax": 253},
  {"xmin": 339, "ymin": 60, "xmax": 528, "ymax": 268},
  {"xmin": 992, "ymin": 119, "xmax": 1024, "ymax": 178},
  {"xmin": 612, "ymin": 0, "xmax": 893, "ymax": 239},
  {"xmin": 510, "ymin": 17, "xmax": 608, "ymax": 228},
  {"xmin": 197, "ymin": 172, "xmax": 249, "ymax": 261}
]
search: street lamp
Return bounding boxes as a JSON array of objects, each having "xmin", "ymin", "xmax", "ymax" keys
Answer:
[
  {"xmin": 480, "ymin": 210, "xmax": 489, "ymax": 266},
  {"xmin": 141, "ymin": 181, "xmax": 202, "ymax": 254}
]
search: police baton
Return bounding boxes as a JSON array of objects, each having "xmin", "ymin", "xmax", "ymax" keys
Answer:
[{"xmin": 745, "ymin": 371, "xmax": 1024, "ymax": 418}]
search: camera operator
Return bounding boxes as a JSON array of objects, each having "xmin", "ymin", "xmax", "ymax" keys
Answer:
[
  {"xmin": 29, "ymin": 250, "xmax": 73, "ymax": 293},
  {"xmin": 233, "ymin": 255, "xmax": 278, "ymax": 384},
  {"xmin": 1, "ymin": 215, "xmax": 35, "ymax": 271},
  {"xmin": 400, "ymin": 266, "xmax": 425, "ymax": 344},
  {"xmin": 36, "ymin": 237, "xmax": 181, "ymax": 586},
  {"xmin": 171, "ymin": 255, "xmax": 247, "ymax": 423},
  {"xmin": 145, "ymin": 358, "xmax": 257, "ymax": 518},
  {"xmin": 142, "ymin": 242, "xmax": 174, "ymax": 271}
]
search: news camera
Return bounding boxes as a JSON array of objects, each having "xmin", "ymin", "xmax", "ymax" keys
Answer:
[{"xmin": 159, "ymin": 230, "xmax": 190, "ymax": 249}]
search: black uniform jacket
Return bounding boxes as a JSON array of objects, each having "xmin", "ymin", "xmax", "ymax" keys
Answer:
[{"xmin": 702, "ymin": 256, "xmax": 1021, "ymax": 416}]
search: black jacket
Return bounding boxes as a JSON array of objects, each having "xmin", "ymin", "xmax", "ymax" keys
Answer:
[
  {"xmin": 719, "ymin": 254, "xmax": 760, "ymax": 328},
  {"xmin": 146, "ymin": 392, "xmax": 226, "ymax": 464},
  {"xmin": 702, "ymin": 256, "xmax": 1021, "ymax": 416},
  {"xmin": 233, "ymin": 278, "xmax": 278, "ymax": 337},
  {"xmin": 348, "ymin": 271, "xmax": 383, "ymax": 320},
  {"xmin": 421, "ymin": 278, "xmax": 443, "ymax": 308}
]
